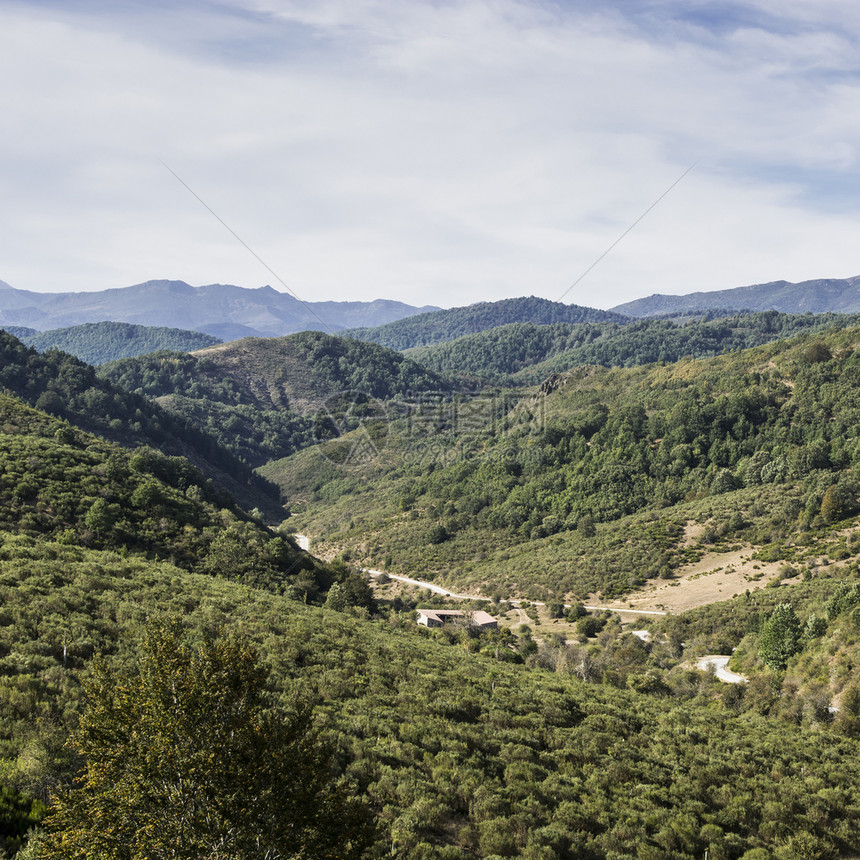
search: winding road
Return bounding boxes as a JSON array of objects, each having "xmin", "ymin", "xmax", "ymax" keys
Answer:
[
  {"xmin": 294, "ymin": 534, "xmax": 667, "ymax": 615},
  {"xmin": 695, "ymin": 655, "xmax": 748, "ymax": 684}
]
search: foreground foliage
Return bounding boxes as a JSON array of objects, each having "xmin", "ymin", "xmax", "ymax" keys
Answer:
[
  {"xmin": 40, "ymin": 624, "xmax": 372, "ymax": 860},
  {"xmin": 1, "ymin": 534, "xmax": 859, "ymax": 858}
]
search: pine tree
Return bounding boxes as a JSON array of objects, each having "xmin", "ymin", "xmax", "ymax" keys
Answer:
[{"xmin": 759, "ymin": 603, "xmax": 802, "ymax": 670}]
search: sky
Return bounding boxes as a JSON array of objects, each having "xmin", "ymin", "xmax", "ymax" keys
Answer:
[{"xmin": 1, "ymin": 0, "xmax": 860, "ymax": 310}]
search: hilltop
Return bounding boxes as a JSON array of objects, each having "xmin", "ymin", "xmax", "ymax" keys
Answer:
[
  {"xmin": 6, "ymin": 321, "xmax": 220, "ymax": 364},
  {"xmin": 341, "ymin": 296, "xmax": 628, "ymax": 350},
  {"xmin": 406, "ymin": 310, "xmax": 860, "ymax": 384},
  {"xmin": 99, "ymin": 331, "xmax": 454, "ymax": 467}
]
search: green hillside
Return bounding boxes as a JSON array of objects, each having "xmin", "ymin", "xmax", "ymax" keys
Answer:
[
  {"xmin": 1, "ymin": 347, "xmax": 860, "ymax": 857},
  {"xmin": 1, "ymin": 531, "xmax": 859, "ymax": 858},
  {"xmin": 342, "ymin": 296, "xmax": 628, "ymax": 350},
  {"xmin": 407, "ymin": 311, "xmax": 860, "ymax": 385},
  {"xmin": 13, "ymin": 321, "xmax": 220, "ymax": 364},
  {"xmin": 0, "ymin": 331, "xmax": 278, "ymax": 507},
  {"xmin": 99, "ymin": 332, "xmax": 454, "ymax": 467},
  {"xmin": 0, "ymin": 393, "xmax": 330, "ymax": 592}
]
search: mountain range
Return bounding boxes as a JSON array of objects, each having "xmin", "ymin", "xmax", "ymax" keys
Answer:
[
  {"xmin": 611, "ymin": 274, "xmax": 860, "ymax": 317},
  {"xmin": 4, "ymin": 274, "xmax": 860, "ymax": 341},
  {"xmin": 0, "ymin": 279, "xmax": 439, "ymax": 338}
]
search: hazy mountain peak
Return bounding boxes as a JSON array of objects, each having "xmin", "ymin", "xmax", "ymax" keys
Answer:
[
  {"xmin": 611, "ymin": 275, "xmax": 860, "ymax": 317},
  {"xmin": 0, "ymin": 279, "xmax": 440, "ymax": 336}
]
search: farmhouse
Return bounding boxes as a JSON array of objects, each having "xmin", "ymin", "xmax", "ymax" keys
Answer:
[{"xmin": 416, "ymin": 609, "xmax": 498, "ymax": 630}]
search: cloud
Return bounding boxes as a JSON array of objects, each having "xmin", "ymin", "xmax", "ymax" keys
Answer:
[{"xmin": 1, "ymin": 0, "xmax": 859, "ymax": 308}]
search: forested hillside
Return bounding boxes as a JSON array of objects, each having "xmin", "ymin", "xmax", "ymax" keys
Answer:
[
  {"xmin": 10, "ymin": 321, "xmax": 220, "ymax": 364},
  {"xmin": 407, "ymin": 311, "xmax": 860, "ymax": 384},
  {"xmin": 0, "ymin": 331, "xmax": 278, "ymax": 506},
  {"xmin": 99, "ymin": 332, "xmax": 454, "ymax": 466},
  {"xmin": 270, "ymin": 326, "xmax": 860, "ymax": 601},
  {"xmin": 342, "ymin": 296, "xmax": 628, "ymax": 350},
  {"xmin": 0, "ymin": 393, "xmax": 331, "ymax": 592}
]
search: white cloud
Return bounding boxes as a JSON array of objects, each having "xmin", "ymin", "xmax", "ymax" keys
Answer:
[{"xmin": 1, "ymin": 0, "xmax": 859, "ymax": 309}]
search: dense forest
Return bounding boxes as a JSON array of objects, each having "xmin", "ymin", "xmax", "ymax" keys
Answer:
[
  {"xmin": 8, "ymin": 321, "xmax": 220, "ymax": 365},
  {"xmin": 342, "ymin": 296, "xmax": 628, "ymax": 350}
]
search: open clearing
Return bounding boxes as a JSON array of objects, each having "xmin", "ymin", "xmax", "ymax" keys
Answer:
[{"xmin": 593, "ymin": 544, "xmax": 788, "ymax": 615}]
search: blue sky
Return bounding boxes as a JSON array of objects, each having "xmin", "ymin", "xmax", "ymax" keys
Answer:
[{"xmin": 2, "ymin": 0, "xmax": 859, "ymax": 308}]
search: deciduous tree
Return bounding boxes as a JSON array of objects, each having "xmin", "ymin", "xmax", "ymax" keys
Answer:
[{"xmin": 40, "ymin": 622, "xmax": 373, "ymax": 859}]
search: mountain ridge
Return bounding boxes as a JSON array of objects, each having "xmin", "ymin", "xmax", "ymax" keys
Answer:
[
  {"xmin": 0, "ymin": 278, "xmax": 440, "ymax": 336},
  {"xmin": 8, "ymin": 320, "xmax": 220, "ymax": 364},
  {"xmin": 612, "ymin": 274, "xmax": 860, "ymax": 317}
]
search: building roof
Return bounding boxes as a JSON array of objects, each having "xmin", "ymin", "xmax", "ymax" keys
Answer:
[{"xmin": 417, "ymin": 609, "xmax": 497, "ymax": 626}]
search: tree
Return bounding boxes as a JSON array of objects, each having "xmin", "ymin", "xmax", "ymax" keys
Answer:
[
  {"xmin": 427, "ymin": 524, "xmax": 448, "ymax": 544},
  {"xmin": 759, "ymin": 603, "xmax": 802, "ymax": 670},
  {"xmin": 820, "ymin": 483, "xmax": 856, "ymax": 524},
  {"xmin": 325, "ymin": 582, "xmax": 348, "ymax": 612},
  {"xmin": 40, "ymin": 623, "xmax": 373, "ymax": 859},
  {"xmin": 84, "ymin": 498, "xmax": 115, "ymax": 539}
]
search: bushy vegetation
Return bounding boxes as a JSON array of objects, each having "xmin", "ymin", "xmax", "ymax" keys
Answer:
[
  {"xmin": 1, "ymin": 532, "xmax": 859, "ymax": 858},
  {"xmin": 39, "ymin": 623, "xmax": 373, "ymax": 859},
  {"xmin": 11, "ymin": 322, "xmax": 220, "ymax": 365}
]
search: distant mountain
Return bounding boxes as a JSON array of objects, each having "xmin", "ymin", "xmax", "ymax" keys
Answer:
[
  {"xmin": 0, "ymin": 279, "xmax": 440, "ymax": 336},
  {"xmin": 2, "ymin": 325, "xmax": 38, "ymax": 339},
  {"xmin": 342, "ymin": 296, "xmax": 629, "ymax": 350},
  {"xmin": 10, "ymin": 321, "xmax": 220, "ymax": 364},
  {"xmin": 611, "ymin": 275, "xmax": 860, "ymax": 318}
]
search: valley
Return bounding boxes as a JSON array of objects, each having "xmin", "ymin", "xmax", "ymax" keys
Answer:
[{"xmin": 3, "ymin": 288, "xmax": 860, "ymax": 857}]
